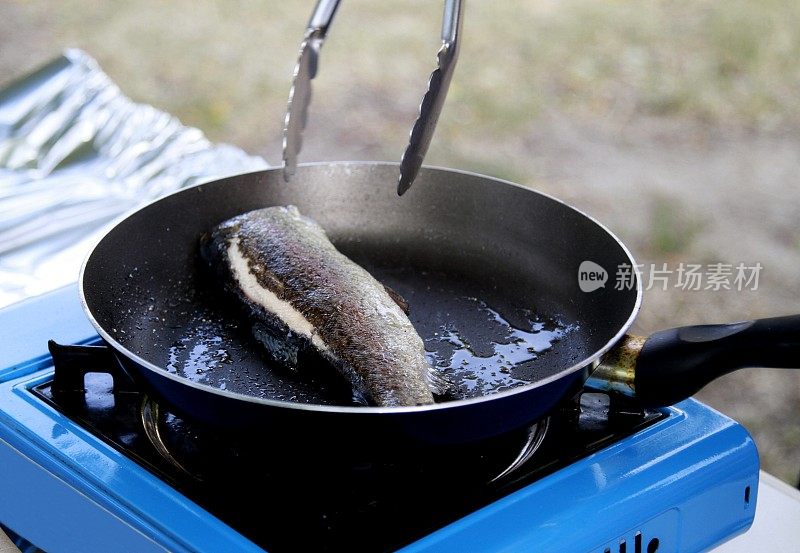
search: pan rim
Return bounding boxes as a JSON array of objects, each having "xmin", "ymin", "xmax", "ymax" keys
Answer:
[{"xmin": 79, "ymin": 161, "xmax": 643, "ymax": 415}]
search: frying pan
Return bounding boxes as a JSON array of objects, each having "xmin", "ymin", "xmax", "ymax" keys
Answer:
[{"xmin": 79, "ymin": 162, "xmax": 800, "ymax": 447}]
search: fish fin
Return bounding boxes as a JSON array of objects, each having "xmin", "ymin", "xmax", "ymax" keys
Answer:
[
  {"xmin": 351, "ymin": 389, "xmax": 370, "ymax": 406},
  {"xmin": 382, "ymin": 284, "xmax": 410, "ymax": 315},
  {"xmin": 251, "ymin": 322, "xmax": 301, "ymax": 370},
  {"xmin": 426, "ymin": 366, "xmax": 459, "ymax": 401}
]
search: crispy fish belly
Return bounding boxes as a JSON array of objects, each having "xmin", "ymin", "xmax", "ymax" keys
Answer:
[{"xmin": 201, "ymin": 206, "xmax": 441, "ymax": 406}]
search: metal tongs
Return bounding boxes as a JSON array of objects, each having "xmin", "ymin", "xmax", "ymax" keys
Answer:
[{"xmin": 282, "ymin": 0, "xmax": 465, "ymax": 195}]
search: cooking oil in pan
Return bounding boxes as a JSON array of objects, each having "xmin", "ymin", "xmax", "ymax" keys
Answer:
[
  {"xmin": 167, "ymin": 318, "xmax": 234, "ymax": 389},
  {"xmin": 425, "ymin": 299, "xmax": 572, "ymax": 398}
]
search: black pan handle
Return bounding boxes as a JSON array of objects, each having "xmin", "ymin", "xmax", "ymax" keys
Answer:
[{"xmin": 634, "ymin": 315, "xmax": 800, "ymax": 407}]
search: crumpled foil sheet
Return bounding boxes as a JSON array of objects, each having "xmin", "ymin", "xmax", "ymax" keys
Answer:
[{"xmin": 0, "ymin": 49, "xmax": 268, "ymax": 308}]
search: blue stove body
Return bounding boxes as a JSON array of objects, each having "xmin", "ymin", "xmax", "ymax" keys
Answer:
[{"xmin": 0, "ymin": 287, "xmax": 759, "ymax": 553}]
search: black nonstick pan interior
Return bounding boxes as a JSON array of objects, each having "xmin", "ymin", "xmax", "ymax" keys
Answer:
[{"xmin": 83, "ymin": 163, "xmax": 637, "ymax": 409}]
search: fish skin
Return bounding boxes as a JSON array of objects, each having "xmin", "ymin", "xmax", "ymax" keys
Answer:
[{"xmin": 201, "ymin": 205, "xmax": 440, "ymax": 407}]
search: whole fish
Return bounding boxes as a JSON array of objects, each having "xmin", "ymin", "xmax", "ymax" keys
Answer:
[{"xmin": 200, "ymin": 205, "xmax": 445, "ymax": 406}]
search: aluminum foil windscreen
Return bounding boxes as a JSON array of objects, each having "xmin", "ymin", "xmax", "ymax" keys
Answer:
[{"xmin": 0, "ymin": 49, "xmax": 268, "ymax": 308}]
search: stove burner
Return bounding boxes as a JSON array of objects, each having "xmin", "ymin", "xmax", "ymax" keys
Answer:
[
  {"xmin": 491, "ymin": 418, "xmax": 550, "ymax": 482},
  {"xmin": 139, "ymin": 392, "xmax": 551, "ymax": 485},
  {"xmin": 140, "ymin": 396, "xmax": 198, "ymax": 481}
]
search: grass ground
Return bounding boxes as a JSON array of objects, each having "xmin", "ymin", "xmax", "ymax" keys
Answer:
[{"xmin": 2, "ymin": 0, "xmax": 799, "ymax": 483}]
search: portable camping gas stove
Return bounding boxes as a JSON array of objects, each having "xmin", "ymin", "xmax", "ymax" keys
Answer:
[{"xmin": 0, "ymin": 286, "xmax": 759, "ymax": 553}]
